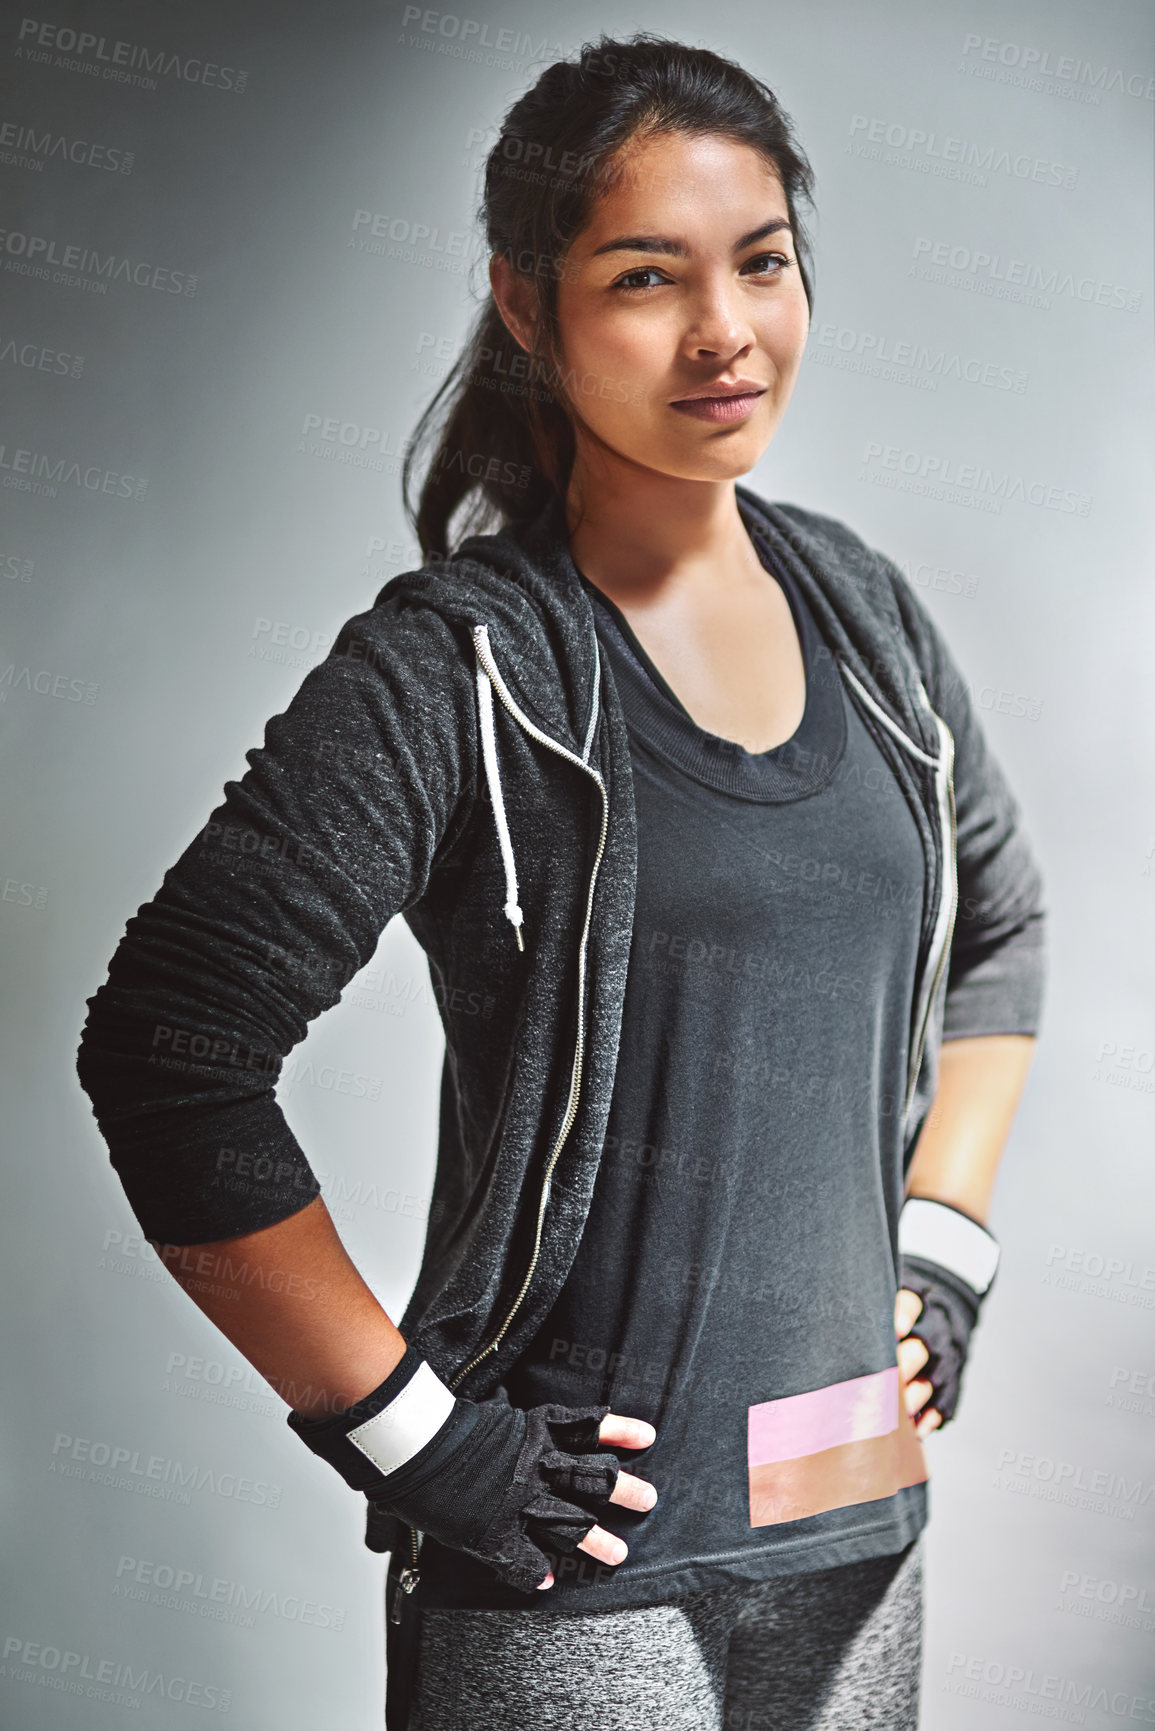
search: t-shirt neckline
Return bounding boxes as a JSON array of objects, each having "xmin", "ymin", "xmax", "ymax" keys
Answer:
[{"xmin": 577, "ymin": 532, "xmax": 847, "ymax": 804}]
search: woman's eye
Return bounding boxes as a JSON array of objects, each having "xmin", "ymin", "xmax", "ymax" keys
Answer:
[
  {"xmin": 613, "ymin": 267, "xmax": 667, "ymax": 293},
  {"xmin": 743, "ymin": 252, "xmax": 793, "ymax": 278},
  {"xmin": 611, "ymin": 254, "xmax": 793, "ymax": 293}
]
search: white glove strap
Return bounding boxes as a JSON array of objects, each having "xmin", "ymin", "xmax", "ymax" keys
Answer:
[
  {"xmin": 899, "ymin": 1197, "xmax": 1000, "ymax": 1296},
  {"xmin": 347, "ymin": 1360, "xmax": 457, "ymax": 1477}
]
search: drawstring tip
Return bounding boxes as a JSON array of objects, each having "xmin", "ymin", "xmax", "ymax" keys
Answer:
[{"xmin": 504, "ymin": 900, "xmax": 524, "ymax": 951}]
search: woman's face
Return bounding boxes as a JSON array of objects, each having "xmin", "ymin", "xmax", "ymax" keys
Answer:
[{"xmin": 552, "ymin": 131, "xmax": 811, "ymax": 489}]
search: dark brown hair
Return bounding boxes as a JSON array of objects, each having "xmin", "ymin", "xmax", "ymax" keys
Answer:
[{"xmin": 402, "ymin": 32, "xmax": 817, "ymax": 560}]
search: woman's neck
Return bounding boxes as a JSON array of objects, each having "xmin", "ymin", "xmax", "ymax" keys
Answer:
[{"xmin": 564, "ymin": 469, "xmax": 765, "ymax": 609}]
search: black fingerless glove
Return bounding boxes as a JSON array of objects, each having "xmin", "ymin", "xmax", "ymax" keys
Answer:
[
  {"xmin": 898, "ymin": 1197, "xmax": 1000, "ymax": 1426},
  {"xmin": 287, "ymin": 1344, "xmax": 620, "ymax": 1593}
]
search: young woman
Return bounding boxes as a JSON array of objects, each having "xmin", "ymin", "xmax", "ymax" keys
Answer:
[{"xmin": 76, "ymin": 33, "xmax": 1047, "ymax": 1731}]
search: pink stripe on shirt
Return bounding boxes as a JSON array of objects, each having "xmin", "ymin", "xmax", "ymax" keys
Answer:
[{"xmin": 748, "ymin": 1367, "xmax": 899, "ymax": 1466}]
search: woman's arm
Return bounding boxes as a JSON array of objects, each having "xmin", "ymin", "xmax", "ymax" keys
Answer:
[
  {"xmin": 897, "ymin": 1032, "xmax": 1037, "ymax": 1434},
  {"xmin": 904, "ymin": 1032, "xmax": 1037, "ymax": 1226},
  {"xmin": 149, "ymin": 1195, "xmax": 408, "ymax": 1419},
  {"xmin": 76, "ymin": 595, "xmax": 482, "ymax": 1250},
  {"xmin": 149, "ymin": 1194, "xmax": 656, "ymax": 1582}
]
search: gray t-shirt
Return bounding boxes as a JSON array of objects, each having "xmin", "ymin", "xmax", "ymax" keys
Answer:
[{"xmin": 417, "ymin": 543, "xmax": 929, "ymax": 1610}]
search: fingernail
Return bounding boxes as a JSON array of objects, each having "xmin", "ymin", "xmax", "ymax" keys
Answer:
[
  {"xmin": 642, "ymin": 1486, "xmax": 658, "ymax": 1509},
  {"xmin": 537, "ymin": 1576, "xmax": 553, "ymax": 1590},
  {"xmin": 611, "ymin": 1541, "xmax": 627, "ymax": 1564}
]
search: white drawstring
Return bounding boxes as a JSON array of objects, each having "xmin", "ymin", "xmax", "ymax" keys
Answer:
[{"xmin": 475, "ymin": 659, "xmax": 525, "ymax": 951}]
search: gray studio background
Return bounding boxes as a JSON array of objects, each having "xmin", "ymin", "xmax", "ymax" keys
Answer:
[{"xmin": 2, "ymin": 0, "xmax": 1152, "ymax": 1725}]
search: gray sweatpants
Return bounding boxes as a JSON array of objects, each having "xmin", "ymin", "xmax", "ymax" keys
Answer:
[{"xmin": 410, "ymin": 1536, "xmax": 923, "ymax": 1729}]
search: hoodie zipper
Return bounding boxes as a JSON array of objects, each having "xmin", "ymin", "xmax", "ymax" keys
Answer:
[
  {"xmin": 389, "ymin": 620, "xmax": 610, "ymax": 1607},
  {"xmin": 903, "ymin": 691, "xmax": 958, "ymax": 1129},
  {"xmin": 836, "ymin": 662, "xmax": 958, "ymax": 1127},
  {"xmin": 388, "ymin": 1525, "xmax": 421, "ymax": 1623},
  {"xmin": 448, "ymin": 623, "xmax": 610, "ymax": 1390}
]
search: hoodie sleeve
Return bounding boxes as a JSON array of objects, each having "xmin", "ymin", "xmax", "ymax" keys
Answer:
[
  {"xmin": 886, "ymin": 566, "xmax": 1048, "ymax": 1042},
  {"xmin": 75, "ymin": 589, "xmax": 480, "ymax": 1246}
]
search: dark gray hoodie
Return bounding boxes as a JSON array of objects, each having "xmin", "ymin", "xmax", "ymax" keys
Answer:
[{"xmin": 75, "ymin": 480, "xmax": 1046, "ymax": 1699}]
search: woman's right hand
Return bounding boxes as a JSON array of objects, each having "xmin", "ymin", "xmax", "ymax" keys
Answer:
[
  {"xmin": 537, "ymin": 1411, "xmax": 658, "ymax": 1589},
  {"xmin": 294, "ymin": 1373, "xmax": 658, "ymax": 1596}
]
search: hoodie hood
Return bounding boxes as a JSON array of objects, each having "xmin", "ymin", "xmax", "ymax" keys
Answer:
[{"xmin": 374, "ymin": 489, "xmax": 600, "ymax": 756}]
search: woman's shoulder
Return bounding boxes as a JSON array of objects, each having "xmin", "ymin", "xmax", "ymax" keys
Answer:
[{"xmin": 738, "ymin": 486, "xmax": 909, "ymax": 611}]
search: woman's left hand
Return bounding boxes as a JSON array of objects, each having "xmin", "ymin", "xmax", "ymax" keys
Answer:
[{"xmin": 894, "ymin": 1287, "xmax": 943, "ymax": 1440}]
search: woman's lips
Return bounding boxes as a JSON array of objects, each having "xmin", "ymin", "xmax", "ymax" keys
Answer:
[{"xmin": 669, "ymin": 390, "xmax": 766, "ymax": 423}]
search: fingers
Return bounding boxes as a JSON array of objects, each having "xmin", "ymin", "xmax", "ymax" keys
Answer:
[
  {"xmin": 578, "ymin": 1523, "xmax": 630, "ymax": 1567},
  {"xmin": 536, "ymin": 1423, "xmax": 658, "ymax": 1591},
  {"xmin": 894, "ymin": 1287, "xmax": 924, "ymax": 1337},
  {"xmin": 904, "ymin": 1375, "xmax": 934, "ymax": 1417},
  {"xmin": 608, "ymin": 1469, "xmax": 657, "ymax": 1513},
  {"xmin": 897, "ymin": 1333, "xmax": 930, "ymax": 1382},
  {"xmin": 598, "ymin": 1413, "xmax": 656, "ymax": 1449},
  {"xmin": 536, "ymin": 1522, "xmax": 628, "ymax": 1591},
  {"xmin": 898, "ymin": 1336, "xmax": 943, "ymax": 1430},
  {"xmin": 915, "ymin": 1405, "xmax": 943, "ymax": 1439}
]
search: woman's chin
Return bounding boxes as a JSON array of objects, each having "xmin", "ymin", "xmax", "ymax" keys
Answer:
[{"xmin": 640, "ymin": 443, "xmax": 772, "ymax": 485}]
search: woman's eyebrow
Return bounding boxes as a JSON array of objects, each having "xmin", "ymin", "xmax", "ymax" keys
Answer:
[{"xmin": 589, "ymin": 217, "xmax": 792, "ymax": 259}]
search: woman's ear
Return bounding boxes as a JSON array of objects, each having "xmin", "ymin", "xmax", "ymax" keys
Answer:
[{"xmin": 489, "ymin": 252, "xmax": 537, "ymax": 353}]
